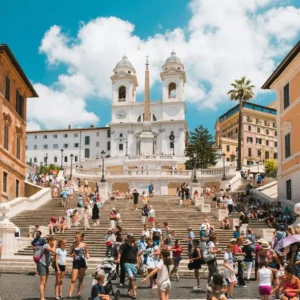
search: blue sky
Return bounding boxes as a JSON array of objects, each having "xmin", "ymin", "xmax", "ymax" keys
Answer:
[{"xmin": 1, "ymin": 0, "xmax": 300, "ymax": 134}]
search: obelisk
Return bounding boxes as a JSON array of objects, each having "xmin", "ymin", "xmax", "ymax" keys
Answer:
[{"xmin": 140, "ymin": 56, "xmax": 155, "ymax": 155}]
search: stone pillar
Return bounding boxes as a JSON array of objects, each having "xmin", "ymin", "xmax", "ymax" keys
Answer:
[{"xmin": 99, "ymin": 182, "xmax": 109, "ymax": 203}]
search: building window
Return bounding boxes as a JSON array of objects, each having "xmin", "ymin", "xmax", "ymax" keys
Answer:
[
  {"xmin": 96, "ymin": 142, "xmax": 100, "ymax": 147},
  {"xmin": 265, "ymin": 151, "xmax": 270, "ymax": 159},
  {"xmin": 4, "ymin": 123, "xmax": 9, "ymax": 150},
  {"xmin": 16, "ymin": 137, "xmax": 21, "ymax": 159},
  {"xmin": 5, "ymin": 76, "xmax": 10, "ymax": 101},
  {"xmin": 257, "ymin": 127, "xmax": 261, "ymax": 133},
  {"xmin": 258, "ymin": 149, "xmax": 261, "ymax": 157},
  {"xmin": 16, "ymin": 179, "xmax": 19, "ymax": 198},
  {"xmin": 275, "ymin": 131, "xmax": 277, "ymax": 137},
  {"xmin": 107, "ymin": 130, "xmax": 111, "ymax": 138},
  {"xmin": 74, "ymin": 143, "xmax": 79, "ymax": 148},
  {"xmin": 284, "ymin": 133, "xmax": 291, "ymax": 158},
  {"xmin": 34, "ymin": 135, "xmax": 37, "ymax": 139},
  {"xmin": 119, "ymin": 144, "xmax": 124, "ymax": 151},
  {"xmin": 266, "ymin": 129, "xmax": 269, "ymax": 135},
  {"xmin": 274, "ymin": 152, "xmax": 278, "ymax": 159},
  {"xmin": 286, "ymin": 179, "xmax": 292, "ymax": 200},
  {"xmin": 34, "ymin": 157, "xmax": 37, "ymax": 163},
  {"xmin": 34, "ymin": 145, "xmax": 37, "ymax": 150},
  {"xmin": 248, "ymin": 125, "xmax": 251, "ymax": 131},
  {"xmin": 273, "ymin": 123, "xmax": 276, "ymax": 128},
  {"xmin": 85, "ymin": 149, "xmax": 90, "ymax": 158},
  {"xmin": 53, "ymin": 144, "xmax": 58, "ymax": 149},
  {"xmin": 226, "ymin": 145, "xmax": 230, "ymax": 152},
  {"xmin": 43, "ymin": 135, "xmax": 47, "ymax": 139},
  {"xmin": 16, "ymin": 90, "xmax": 24, "ymax": 118},
  {"xmin": 53, "ymin": 134, "xmax": 57, "ymax": 138},
  {"xmin": 256, "ymin": 119, "xmax": 259, "ymax": 124},
  {"xmin": 63, "ymin": 134, "xmax": 68, "ymax": 138},
  {"xmin": 43, "ymin": 145, "xmax": 48, "ymax": 149},
  {"xmin": 85, "ymin": 136, "xmax": 90, "ymax": 145},
  {"xmin": 118, "ymin": 86, "xmax": 126, "ymax": 100},
  {"xmin": 107, "ymin": 141, "xmax": 111, "ymax": 151},
  {"xmin": 256, "ymin": 138, "xmax": 262, "ymax": 144},
  {"xmin": 283, "ymin": 83, "xmax": 290, "ymax": 109},
  {"xmin": 3, "ymin": 172, "xmax": 8, "ymax": 193},
  {"xmin": 264, "ymin": 120, "xmax": 270, "ymax": 126},
  {"xmin": 64, "ymin": 156, "xmax": 68, "ymax": 163},
  {"xmin": 266, "ymin": 140, "xmax": 269, "ymax": 146},
  {"xmin": 247, "ymin": 137, "xmax": 253, "ymax": 143},
  {"xmin": 64, "ymin": 144, "xmax": 68, "ymax": 148},
  {"xmin": 248, "ymin": 148, "xmax": 252, "ymax": 157},
  {"xmin": 75, "ymin": 156, "xmax": 78, "ymax": 162},
  {"xmin": 168, "ymin": 82, "xmax": 177, "ymax": 98},
  {"xmin": 74, "ymin": 133, "xmax": 78, "ymax": 137},
  {"xmin": 54, "ymin": 156, "xmax": 57, "ymax": 163},
  {"xmin": 96, "ymin": 132, "xmax": 99, "ymax": 137},
  {"xmin": 275, "ymin": 141, "xmax": 278, "ymax": 147}
]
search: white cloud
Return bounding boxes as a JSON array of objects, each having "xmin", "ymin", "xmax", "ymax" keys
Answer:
[
  {"xmin": 26, "ymin": 121, "xmax": 41, "ymax": 131},
  {"xmin": 28, "ymin": 0, "xmax": 300, "ymax": 128}
]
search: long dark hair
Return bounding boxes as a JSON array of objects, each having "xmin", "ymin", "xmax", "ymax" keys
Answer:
[{"xmin": 161, "ymin": 249, "xmax": 173, "ymax": 266}]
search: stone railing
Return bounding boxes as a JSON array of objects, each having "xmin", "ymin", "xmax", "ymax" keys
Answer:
[
  {"xmin": 196, "ymin": 166, "xmax": 236, "ymax": 177},
  {"xmin": 126, "ymin": 154, "xmax": 176, "ymax": 160},
  {"xmin": 105, "ymin": 169, "xmax": 193, "ymax": 178}
]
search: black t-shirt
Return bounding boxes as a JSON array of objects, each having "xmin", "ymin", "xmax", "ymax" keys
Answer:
[
  {"xmin": 120, "ymin": 243, "xmax": 138, "ymax": 264},
  {"xmin": 133, "ymin": 192, "xmax": 139, "ymax": 203},
  {"xmin": 142, "ymin": 207, "xmax": 149, "ymax": 216},
  {"xmin": 242, "ymin": 245, "xmax": 255, "ymax": 262}
]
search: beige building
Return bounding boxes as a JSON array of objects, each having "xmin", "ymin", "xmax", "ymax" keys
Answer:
[
  {"xmin": 0, "ymin": 44, "xmax": 38, "ymax": 202},
  {"xmin": 262, "ymin": 40, "xmax": 300, "ymax": 202},
  {"xmin": 215, "ymin": 102, "xmax": 278, "ymax": 166}
]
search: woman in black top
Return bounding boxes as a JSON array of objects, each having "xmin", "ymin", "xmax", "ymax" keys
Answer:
[
  {"xmin": 92, "ymin": 203, "xmax": 100, "ymax": 226},
  {"xmin": 190, "ymin": 239, "xmax": 202, "ymax": 290}
]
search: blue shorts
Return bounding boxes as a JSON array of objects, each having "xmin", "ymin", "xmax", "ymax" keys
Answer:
[{"xmin": 124, "ymin": 263, "xmax": 137, "ymax": 279}]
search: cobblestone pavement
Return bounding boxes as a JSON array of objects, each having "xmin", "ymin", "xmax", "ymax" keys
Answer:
[{"xmin": 0, "ymin": 273, "xmax": 259, "ymax": 299}]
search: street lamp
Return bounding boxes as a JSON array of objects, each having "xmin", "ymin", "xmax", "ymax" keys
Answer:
[
  {"xmin": 45, "ymin": 153, "xmax": 48, "ymax": 166},
  {"xmin": 222, "ymin": 153, "xmax": 227, "ymax": 181},
  {"xmin": 192, "ymin": 152, "xmax": 198, "ymax": 183},
  {"xmin": 169, "ymin": 132, "xmax": 175, "ymax": 155},
  {"xmin": 258, "ymin": 148, "xmax": 262, "ymax": 172},
  {"xmin": 126, "ymin": 141, "xmax": 128, "ymax": 156},
  {"xmin": 235, "ymin": 148, "xmax": 239, "ymax": 171},
  {"xmin": 60, "ymin": 149, "xmax": 64, "ymax": 170},
  {"xmin": 101, "ymin": 150, "xmax": 106, "ymax": 182},
  {"xmin": 70, "ymin": 153, "xmax": 74, "ymax": 179}
]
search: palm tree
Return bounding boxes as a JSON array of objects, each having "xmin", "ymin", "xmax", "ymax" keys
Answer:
[{"xmin": 228, "ymin": 77, "xmax": 255, "ymax": 171}]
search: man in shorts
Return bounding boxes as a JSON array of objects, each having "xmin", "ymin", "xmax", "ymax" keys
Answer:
[{"xmin": 117, "ymin": 235, "xmax": 138, "ymax": 299}]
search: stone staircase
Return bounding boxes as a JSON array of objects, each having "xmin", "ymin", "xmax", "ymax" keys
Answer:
[{"xmin": 0, "ymin": 191, "xmax": 270, "ymax": 277}]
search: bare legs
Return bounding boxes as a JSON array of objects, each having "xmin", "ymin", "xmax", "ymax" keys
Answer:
[
  {"xmin": 68, "ymin": 268, "xmax": 86, "ymax": 297},
  {"xmin": 39, "ymin": 275, "xmax": 48, "ymax": 300}
]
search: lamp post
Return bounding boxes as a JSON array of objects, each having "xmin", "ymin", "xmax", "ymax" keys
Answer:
[
  {"xmin": 45, "ymin": 153, "xmax": 48, "ymax": 166},
  {"xmin": 40, "ymin": 162, "xmax": 43, "ymax": 173},
  {"xmin": 192, "ymin": 152, "xmax": 198, "ymax": 183},
  {"xmin": 235, "ymin": 149, "xmax": 239, "ymax": 171},
  {"xmin": 101, "ymin": 150, "xmax": 106, "ymax": 182},
  {"xmin": 258, "ymin": 148, "xmax": 262, "ymax": 173},
  {"xmin": 222, "ymin": 153, "xmax": 227, "ymax": 181},
  {"xmin": 70, "ymin": 153, "xmax": 74, "ymax": 179},
  {"xmin": 169, "ymin": 132, "xmax": 175, "ymax": 155},
  {"xmin": 60, "ymin": 149, "xmax": 64, "ymax": 170},
  {"xmin": 126, "ymin": 141, "xmax": 128, "ymax": 156}
]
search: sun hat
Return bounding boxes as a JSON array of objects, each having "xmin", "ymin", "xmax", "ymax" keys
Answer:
[
  {"xmin": 257, "ymin": 238, "xmax": 266, "ymax": 244},
  {"xmin": 243, "ymin": 239, "xmax": 252, "ymax": 246},
  {"xmin": 230, "ymin": 238, "xmax": 237, "ymax": 243},
  {"xmin": 261, "ymin": 241, "xmax": 271, "ymax": 250},
  {"xmin": 200, "ymin": 224, "xmax": 206, "ymax": 230},
  {"xmin": 107, "ymin": 228, "xmax": 113, "ymax": 232}
]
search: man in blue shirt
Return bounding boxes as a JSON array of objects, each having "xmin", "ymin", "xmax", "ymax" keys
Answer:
[{"xmin": 233, "ymin": 226, "xmax": 241, "ymax": 238}]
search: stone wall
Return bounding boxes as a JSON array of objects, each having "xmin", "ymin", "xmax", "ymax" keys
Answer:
[{"xmin": 25, "ymin": 182, "xmax": 42, "ymax": 197}]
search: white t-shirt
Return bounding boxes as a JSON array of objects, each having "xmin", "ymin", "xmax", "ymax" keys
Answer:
[
  {"xmin": 258, "ymin": 268, "xmax": 272, "ymax": 286},
  {"xmin": 223, "ymin": 251, "xmax": 234, "ymax": 278},
  {"xmin": 66, "ymin": 209, "xmax": 74, "ymax": 217},
  {"xmin": 227, "ymin": 198, "xmax": 233, "ymax": 205},
  {"xmin": 56, "ymin": 248, "xmax": 67, "ymax": 266},
  {"xmin": 156, "ymin": 260, "xmax": 171, "ymax": 285}
]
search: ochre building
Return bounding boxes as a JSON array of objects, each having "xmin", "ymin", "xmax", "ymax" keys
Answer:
[
  {"xmin": 215, "ymin": 102, "xmax": 278, "ymax": 166},
  {"xmin": 0, "ymin": 44, "xmax": 38, "ymax": 202},
  {"xmin": 262, "ymin": 40, "xmax": 300, "ymax": 202}
]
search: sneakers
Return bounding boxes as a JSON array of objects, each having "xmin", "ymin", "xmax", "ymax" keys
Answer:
[{"xmin": 193, "ymin": 286, "xmax": 201, "ymax": 290}]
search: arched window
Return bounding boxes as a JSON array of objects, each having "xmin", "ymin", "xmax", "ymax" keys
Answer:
[
  {"xmin": 34, "ymin": 157, "xmax": 37, "ymax": 163},
  {"xmin": 118, "ymin": 86, "xmax": 126, "ymax": 101},
  {"xmin": 54, "ymin": 156, "xmax": 57, "ymax": 163},
  {"xmin": 152, "ymin": 114, "xmax": 157, "ymax": 121},
  {"xmin": 265, "ymin": 151, "xmax": 270, "ymax": 159},
  {"xmin": 85, "ymin": 136, "xmax": 90, "ymax": 145},
  {"xmin": 75, "ymin": 156, "xmax": 78, "ymax": 162},
  {"xmin": 274, "ymin": 153, "xmax": 278, "ymax": 159},
  {"xmin": 168, "ymin": 82, "xmax": 177, "ymax": 98},
  {"xmin": 64, "ymin": 156, "xmax": 68, "ymax": 163},
  {"xmin": 137, "ymin": 115, "xmax": 142, "ymax": 122},
  {"xmin": 137, "ymin": 113, "xmax": 157, "ymax": 122}
]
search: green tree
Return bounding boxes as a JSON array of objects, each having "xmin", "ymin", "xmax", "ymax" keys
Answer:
[
  {"xmin": 39, "ymin": 163, "xmax": 60, "ymax": 175},
  {"xmin": 185, "ymin": 125, "xmax": 217, "ymax": 170},
  {"xmin": 228, "ymin": 76, "xmax": 255, "ymax": 171},
  {"xmin": 264, "ymin": 159, "xmax": 278, "ymax": 178}
]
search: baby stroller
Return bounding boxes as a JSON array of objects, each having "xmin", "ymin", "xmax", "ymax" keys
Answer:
[{"xmin": 92, "ymin": 258, "xmax": 120, "ymax": 300}]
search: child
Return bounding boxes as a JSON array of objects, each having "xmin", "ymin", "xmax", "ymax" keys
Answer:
[
  {"xmin": 223, "ymin": 244, "xmax": 237, "ymax": 299},
  {"xmin": 206, "ymin": 273, "xmax": 228, "ymax": 300},
  {"xmin": 142, "ymin": 250, "xmax": 172, "ymax": 300},
  {"xmin": 54, "ymin": 239, "xmax": 67, "ymax": 300},
  {"xmin": 257, "ymin": 261, "xmax": 273, "ymax": 300},
  {"xmin": 91, "ymin": 274, "xmax": 111, "ymax": 300}
]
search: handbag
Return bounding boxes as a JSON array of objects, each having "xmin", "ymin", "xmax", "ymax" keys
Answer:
[
  {"xmin": 146, "ymin": 256, "xmax": 155, "ymax": 269},
  {"xmin": 106, "ymin": 241, "xmax": 113, "ymax": 247},
  {"xmin": 188, "ymin": 262, "xmax": 194, "ymax": 270}
]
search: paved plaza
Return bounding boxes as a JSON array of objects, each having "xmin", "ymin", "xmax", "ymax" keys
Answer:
[{"xmin": 0, "ymin": 273, "xmax": 260, "ymax": 300}]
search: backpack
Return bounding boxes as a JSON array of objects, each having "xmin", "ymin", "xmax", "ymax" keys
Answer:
[
  {"xmin": 202, "ymin": 242, "xmax": 216, "ymax": 264},
  {"xmin": 33, "ymin": 246, "xmax": 44, "ymax": 263}
]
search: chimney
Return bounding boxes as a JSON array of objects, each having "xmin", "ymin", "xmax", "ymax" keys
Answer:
[
  {"xmin": 90, "ymin": 125, "xmax": 94, "ymax": 128},
  {"xmin": 68, "ymin": 125, "xmax": 71, "ymax": 130}
]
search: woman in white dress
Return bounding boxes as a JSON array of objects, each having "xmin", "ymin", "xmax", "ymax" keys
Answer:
[{"xmin": 83, "ymin": 206, "xmax": 91, "ymax": 230}]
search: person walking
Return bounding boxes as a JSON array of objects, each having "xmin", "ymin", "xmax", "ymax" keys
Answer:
[
  {"xmin": 257, "ymin": 261, "xmax": 273, "ymax": 300},
  {"xmin": 189, "ymin": 239, "xmax": 202, "ymax": 290},
  {"xmin": 68, "ymin": 232, "xmax": 89, "ymax": 299},
  {"xmin": 92, "ymin": 203, "xmax": 100, "ymax": 226},
  {"xmin": 233, "ymin": 237, "xmax": 247, "ymax": 288},
  {"xmin": 186, "ymin": 227, "xmax": 195, "ymax": 258},
  {"xmin": 36, "ymin": 236, "xmax": 57, "ymax": 300},
  {"xmin": 242, "ymin": 239, "xmax": 255, "ymax": 282},
  {"xmin": 169, "ymin": 240, "xmax": 183, "ymax": 281},
  {"xmin": 142, "ymin": 249, "xmax": 173, "ymax": 300},
  {"xmin": 132, "ymin": 189, "xmax": 139, "ymax": 211},
  {"xmin": 223, "ymin": 243, "xmax": 237, "ymax": 299},
  {"xmin": 116, "ymin": 235, "xmax": 139, "ymax": 299},
  {"xmin": 83, "ymin": 205, "xmax": 91, "ymax": 231},
  {"xmin": 54, "ymin": 239, "xmax": 67, "ymax": 300},
  {"xmin": 141, "ymin": 204, "xmax": 149, "ymax": 225},
  {"xmin": 104, "ymin": 228, "xmax": 116, "ymax": 257},
  {"xmin": 148, "ymin": 206, "xmax": 155, "ymax": 228},
  {"xmin": 206, "ymin": 235, "xmax": 221, "ymax": 284}
]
